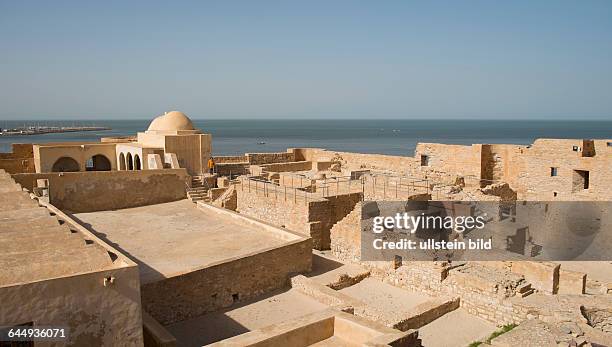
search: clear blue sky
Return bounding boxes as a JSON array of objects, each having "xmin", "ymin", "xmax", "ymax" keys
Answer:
[{"xmin": 1, "ymin": 1, "xmax": 611, "ymax": 120}]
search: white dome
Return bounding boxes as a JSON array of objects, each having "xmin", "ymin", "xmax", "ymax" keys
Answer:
[{"xmin": 147, "ymin": 111, "xmax": 195, "ymax": 132}]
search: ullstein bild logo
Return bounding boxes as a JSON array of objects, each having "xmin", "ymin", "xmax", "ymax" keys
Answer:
[{"xmin": 360, "ymin": 200, "xmax": 611, "ymax": 262}]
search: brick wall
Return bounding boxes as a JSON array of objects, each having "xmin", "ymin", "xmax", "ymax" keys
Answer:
[{"xmin": 141, "ymin": 237, "xmax": 312, "ymax": 325}]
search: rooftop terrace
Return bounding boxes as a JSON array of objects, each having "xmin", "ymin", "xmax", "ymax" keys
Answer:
[{"xmin": 73, "ymin": 200, "xmax": 303, "ymax": 284}]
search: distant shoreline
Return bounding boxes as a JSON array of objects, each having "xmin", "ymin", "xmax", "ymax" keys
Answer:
[{"xmin": 0, "ymin": 126, "xmax": 111, "ymax": 136}]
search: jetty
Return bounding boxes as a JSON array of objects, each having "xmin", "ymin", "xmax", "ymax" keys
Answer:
[{"xmin": 0, "ymin": 125, "xmax": 111, "ymax": 136}]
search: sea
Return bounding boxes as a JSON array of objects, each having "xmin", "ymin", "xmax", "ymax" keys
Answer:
[{"xmin": 1, "ymin": 119, "xmax": 611, "ymax": 156}]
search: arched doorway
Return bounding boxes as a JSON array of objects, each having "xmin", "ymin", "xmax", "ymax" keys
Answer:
[
  {"xmin": 127, "ymin": 153, "xmax": 134, "ymax": 170},
  {"xmin": 134, "ymin": 154, "xmax": 141, "ymax": 170},
  {"xmin": 51, "ymin": 157, "xmax": 80, "ymax": 172},
  {"xmin": 86, "ymin": 154, "xmax": 112, "ymax": 171},
  {"xmin": 119, "ymin": 153, "xmax": 126, "ymax": 170}
]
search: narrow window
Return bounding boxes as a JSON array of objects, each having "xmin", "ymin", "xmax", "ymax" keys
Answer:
[
  {"xmin": 420, "ymin": 155, "xmax": 429, "ymax": 166},
  {"xmin": 553, "ymin": 192, "xmax": 558, "ymax": 197},
  {"xmin": 572, "ymin": 145, "xmax": 579, "ymax": 152},
  {"xmin": 550, "ymin": 167, "xmax": 558, "ymax": 177}
]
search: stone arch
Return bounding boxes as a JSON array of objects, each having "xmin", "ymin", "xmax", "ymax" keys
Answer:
[
  {"xmin": 127, "ymin": 153, "xmax": 134, "ymax": 170},
  {"xmin": 134, "ymin": 154, "xmax": 142, "ymax": 170},
  {"xmin": 119, "ymin": 153, "xmax": 126, "ymax": 170},
  {"xmin": 51, "ymin": 157, "xmax": 80, "ymax": 172},
  {"xmin": 86, "ymin": 154, "xmax": 112, "ymax": 171}
]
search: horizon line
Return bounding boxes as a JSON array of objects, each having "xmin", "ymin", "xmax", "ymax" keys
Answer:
[{"xmin": 1, "ymin": 117, "xmax": 612, "ymax": 122}]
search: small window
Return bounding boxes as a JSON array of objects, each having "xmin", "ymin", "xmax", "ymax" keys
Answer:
[
  {"xmin": 420, "ymin": 155, "xmax": 429, "ymax": 166},
  {"xmin": 550, "ymin": 167, "xmax": 558, "ymax": 177},
  {"xmin": 572, "ymin": 145, "xmax": 580, "ymax": 152},
  {"xmin": 553, "ymin": 192, "xmax": 558, "ymax": 197}
]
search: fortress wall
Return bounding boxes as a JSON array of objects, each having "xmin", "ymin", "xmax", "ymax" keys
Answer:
[
  {"xmin": 0, "ymin": 265, "xmax": 143, "ymax": 346},
  {"xmin": 480, "ymin": 144, "xmax": 526, "ymax": 188},
  {"xmin": 291, "ymin": 148, "xmax": 418, "ymax": 174},
  {"xmin": 246, "ymin": 151, "xmax": 295, "ymax": 165},
  {"xmin": 517, "ymin": 139, "xmax": 612, "ymax": 200},
  {"xmin": 212, "ymin": 155, "xmax": 248, "ymax": 163},
  {"xmin": 141, "ymin": 237, "xmax": 312, "ymax": 325},
  {"xmin": 0, "ymin": 158, "xmax": 35, "ymax": 174},
  {"xmin": 0, "ymin": 144, "xmax": 35, "ymax": 174},
  {"xmin": 259, "ymin": 161, "xmax": 313, "ymax": 173},
  {"xmin": 415, "ymin": 143, "xmax": 483, "ymax": 178},
  {"xmin": 12, "ymin": 169, "xmax": 189, "ymax": 213}
]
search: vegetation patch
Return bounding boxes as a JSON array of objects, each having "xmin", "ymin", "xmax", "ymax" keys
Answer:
[{"xmin": 467, "ymin": 324, "xmax": 517, "ymax": 347}]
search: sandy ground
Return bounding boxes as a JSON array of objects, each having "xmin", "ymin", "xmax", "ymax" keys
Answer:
[
  {"xmin": 165, "ymin": 288, "xmax": 328, "ymax": 346},
  {"xmin": 74, "ymin": 200, "xmax": 288, "ymax": 283},
  {"xmin": 339, "ymin": 277, "xmax": 431, "ymax": 314},
  {"xmin": 418, "ymin": 308, "xmax": 496, "ymax": 347}
]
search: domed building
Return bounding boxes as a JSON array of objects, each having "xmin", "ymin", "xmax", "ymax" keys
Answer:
[
  {"xmin": 145, "ymin": 111, "xmax": 199, "ymax": 135},
  {"xmin": 114, "ymin": 110, "xmax": 212, "ymax": 175},
  {"xmin": 29, "ymin": 110, "xmax": 212, "ymax": 176}
]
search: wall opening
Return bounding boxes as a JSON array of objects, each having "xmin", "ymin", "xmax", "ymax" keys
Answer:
[
  {"xmin": 127, "ymin": 153, "xmax": 134, "ymax": 170},
  {"xmin": 550, "ymin": 167, "xmax": 558, "ymax": 177},
  {"xmin": 134, "ymin": 154, "xmax": 142, "ymax": 170},
  {"xmin": 420, "ymin": 155, "xmax": 429, "ymax": 166},
  {"xmin": 581, "ymin": 140, "xmax": 595, "ymax": 157},
  {"xmin": 572, "ymin": 170, "xmax": 590, "ymax": 191},
  {"xmin": 119, "ymin": 153, "xmax": 126, "ymax": 170},
  {"xmin": 86, "ymin": 154, "xmax": 111, "ymax": 171},
  {"xmin": 51, "ymin": 156, "xmax": 80, "ymax": 172}
]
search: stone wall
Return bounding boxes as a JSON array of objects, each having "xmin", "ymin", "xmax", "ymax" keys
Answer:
[
  {"xmin": 246, "ymin": 151, "xmax": 295, "ymax": 165},
  {"xmin": 0, "ymin": 265, "xmax": 144, "ymax": 346},
  {"xmin": 236, "ymin": 182, "xmax": 361, "ymax": 250},
  {"xmin": 292, "ymin": 148, "xmax": 419, "ymax": 174},
  {"xmin": 12, "ymin": 169, "xmax": 189, "ymax": 213},
  {"xmin": 0, "ymin": 144, "xmax": 35, "ymax": 174},
  {"xmin": 414, "ymin": 143, "xmax": 483, "ymax": 178},
  {"xmin": 517, "ymin": 139, "xmax": 612, "ymax": 200},
  {"xmin": 212, "ymin": 155, "xmax": 248, "ymax": 163},
  {"xmin": 141, "ymin": 236, "xmax": 312, "ymax": 325},
  {"xmin": 259, "ymin": 161, "xmax": 313, "ymax": 173}
]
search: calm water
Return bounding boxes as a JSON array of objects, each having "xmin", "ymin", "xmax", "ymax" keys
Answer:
[{"xmin": 1, "ymin": 119, "xmax": 611, "ymax": 156}]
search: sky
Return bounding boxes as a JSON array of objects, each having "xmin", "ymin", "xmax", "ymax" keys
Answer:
[{"xmin": 1, "ymin": 1, "xmax": 611, "ymax": 120}]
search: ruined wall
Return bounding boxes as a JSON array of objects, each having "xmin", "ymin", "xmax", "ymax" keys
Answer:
[
  {"xmin": 259, "ymin": 161, "xmax": 313, "ymax": 173},
  {"xmin": 246, "ymin": 151, "xmax": 295, "ymax": 165},
  {"xmin": 12, "ymin": 169, "xmax": 188, "ymax": 213},
  {"xmin": 236, "ymin": 183, "xmax": 361, "ymax": 250},
  {"xmin": 516, "ymin": 139, "xmax": 612, "ymax": 200},
  {"xmin": 0, "ymin": 265, "xmax": 144, "ymax": 346},
  {"xmin": 292, "ymin": 148, "xmax": 418, "ymax": 174},
  {"xmin": 212, "ymin": 155, "xmax": 248, "ymax": 163},
  {"xmin": 236, "ymin": 184, "xmax": 311, "ymax": 238},
  {"xmin": 141, "ymin": 237, "xmax": 312, "ymax": 325},
  {"xmin": 480, "ymin": 144, "xmax": 525, "ymax": 188},
  {"xmin": 415, "ymin": 143, "xmax": 482, "ymax": 178}
]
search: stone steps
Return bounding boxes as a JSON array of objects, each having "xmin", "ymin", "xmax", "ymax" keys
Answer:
[
  {"xmin": 187, "ymin": 175, "xmax": 214, "ymax": 203},
  {"xmin": 517, "ymin": 282, "xmax": 535, "ymax": 297}
]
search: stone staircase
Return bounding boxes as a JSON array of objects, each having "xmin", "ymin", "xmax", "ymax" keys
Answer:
[
  {"xmin": 517, "ymin": 282, "xmax": 535, "ymax": 298},
  {"xmin": 187, "ymin": 176, "xmax": 211, "ymax": 203}
]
